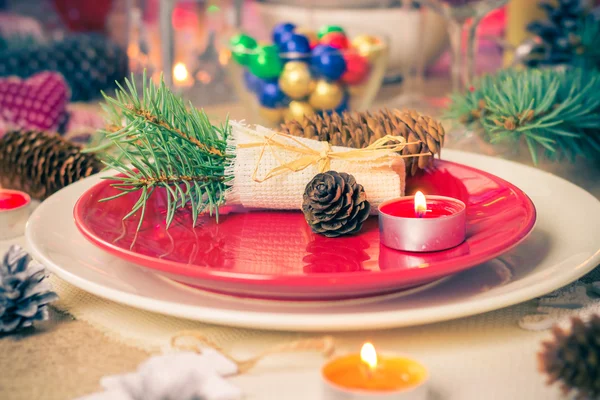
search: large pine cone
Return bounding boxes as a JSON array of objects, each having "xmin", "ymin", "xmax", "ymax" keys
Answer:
[
  {"xmin": 538, "ymin": 315, "xmax": 600, "ymax": 399},
  {"xmin": 302, "ymin": 171, "xmax": 370, "ymax": 238},
  {"xmin": 0, "ymin": 130, "xmax": 103, "ymax": 200},
  {"xmin": 279, "ymin": 109, "xmax": 445, "ymax": 176}
]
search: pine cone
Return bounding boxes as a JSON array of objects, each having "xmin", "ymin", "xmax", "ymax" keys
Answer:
[
  {"xmin": 279, "ymin": 109, "xmax": 445, "ymax": 175},
  {"xmin": 302, "ymin": 171, "xmax": 370, "ymax": 238},
  {"xmin": 0, "ymin": 245, "xmax": 58, "ymax": 333},
  {"xmin": 525, "ymin": 0, "xmax": 591, "ymax": 68},
  {"xmin": 0, "ymin": 130, "xmax": 103, "ymax": 200},
  {"xmin": 538, "ymin": 315, "xmax": 600, "ymax": 399}
]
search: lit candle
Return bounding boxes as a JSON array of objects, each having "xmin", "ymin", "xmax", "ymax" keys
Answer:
[
  {"xmin": 0, "ymin": 189, "xmax": 31, "ymax": 240},
  {"xmin": 173, "ymin": 62, "xmax": 193, "ymax": 89},
  {"xmin": 378, "ymin": 191, "xmax": 466, "ymax": 252},
  {"xmin": 322, "ymin": 343, "xmax": 428, "ymax": 399},
  {"xmin": 414, "ymin": 191, "xmax": 427, "ymax": 218}
]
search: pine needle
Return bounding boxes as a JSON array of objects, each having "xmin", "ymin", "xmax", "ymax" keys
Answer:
[
  {"xmin": 95, "ymin": 73, "xmax": 232, "ymax": 228},
  {"xmin": 445, "ymin": 68, "xmax": 600, "ymax": 164}
]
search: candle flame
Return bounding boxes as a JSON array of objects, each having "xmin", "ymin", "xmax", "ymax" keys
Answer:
[
  {"xmin": 360, "ymin": 342, "xmax": 378, "ymax": 370},
  {"xmin": 173, "ymin": 62, "xmax": 189, "ymax": 82},
  {"xmin": 415, "ymin": 191, "xmax": 427, "ymax": 218}
]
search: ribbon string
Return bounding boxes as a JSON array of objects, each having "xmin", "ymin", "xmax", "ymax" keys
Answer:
[
  {"xmin": 237, "ymin": 129, "xmax": 425, "ymax": 183},
  {"xmin": 172, "ymin": 330, "xmax": 335, "ymax": 374}
]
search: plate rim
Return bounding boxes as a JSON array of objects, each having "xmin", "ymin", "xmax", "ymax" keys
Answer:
[
  {"xmin": 24, "ymin": 149, "xmax": 600, "ymax": 331},
  {"xmin": 71, "ymin": 159, "xmax": 537, "ymax": 290},
  {"xmin": 27, "ymin": 230, "xmax": 600, "ymax": 331}
]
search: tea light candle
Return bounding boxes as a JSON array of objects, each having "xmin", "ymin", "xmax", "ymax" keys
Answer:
[
  {"xmin": 0, "ymin": 189, "xmax": 31, "ymax": 240},
  {"xmin": 322, "ymin": 343, "xmax": 428, "ymax": 399},
  {"xmin": 379, "ymin": 191, "xmax": 466, "ymax": 252}
]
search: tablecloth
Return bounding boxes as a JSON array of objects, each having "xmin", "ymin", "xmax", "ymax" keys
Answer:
[{"xmin": 2, "ymin": 83, "xmax": 600, "ymax": 400}]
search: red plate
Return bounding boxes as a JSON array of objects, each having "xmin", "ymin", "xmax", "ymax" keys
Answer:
[{"xmin": 74, "ymin": 160, "xmax": 536, "ymax": 300}]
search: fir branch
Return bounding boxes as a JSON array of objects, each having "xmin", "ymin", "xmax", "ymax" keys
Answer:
[
  {"xmin": 445, "ymin": 68, "xmax": 600, "ymax": 164},
  {"xmin": 95, "ymin": 73, "xmax": 232, "ymax": 227}
]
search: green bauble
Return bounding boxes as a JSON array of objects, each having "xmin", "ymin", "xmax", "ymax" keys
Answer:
[
  {"xmin": 249, "ymin": 45, "xmax": 283, "ymax": 79},
  {"xmin": 230, "ymin": 34, "xmax": 257, "ymax": 66},
  {"xmin": 317, "ymin": 25, "xmax": 345, "ymax": 39}
]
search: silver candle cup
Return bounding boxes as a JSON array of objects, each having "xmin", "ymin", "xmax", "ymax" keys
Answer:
[{"xmin": 378, "ymin": 196, "xmax": 466, "ymax": 252}]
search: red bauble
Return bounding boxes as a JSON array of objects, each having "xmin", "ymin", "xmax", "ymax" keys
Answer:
[
  {"xmin": 341, "ymin": 51, "xmax": 370, "ymax": 85},
  {"xmin": 320, "ymin": 32, "xmax": 349, "ymax": 50},
  {"xmin": 309, "ymin": 39, "xmax": 319, "ymax": 50}
]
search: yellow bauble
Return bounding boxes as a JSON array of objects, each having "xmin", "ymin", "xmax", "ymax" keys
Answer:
[
  {"xmin": 309, "ymin": 80, "xmax": 344, "ymax": 110},
  {"xmin": 284, "ymin": 101, "xmax": 315, "ymax": 122},
  {"xmin": 351, "ymin": 34, "xmax": 384, "ymax": 62},
  {"xmin": 295, "ymin": 27, "xmax": 318, "ymax": 43},
  {"xmin": 258, "ymin": 106, "xmax": 284, "ymax": 124},
  {"xmin": 279, "ymin": 61, "xmax": 314, "ymax": 99}
]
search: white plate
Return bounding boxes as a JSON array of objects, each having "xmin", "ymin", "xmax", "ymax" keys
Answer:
[{"xmin": 26, "ymin": 150, "xmax": 600, "ymax": 331}]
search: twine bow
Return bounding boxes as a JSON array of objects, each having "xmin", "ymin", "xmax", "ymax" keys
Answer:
[
  {"xmin": 237, "ymin": 130, "xmax": 420, "ymax": 183},
  {"xmin": 172, "ymin": 330, "xmax": 335, "ymax": 374}
]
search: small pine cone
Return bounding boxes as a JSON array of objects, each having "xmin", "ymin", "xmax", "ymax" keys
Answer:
[
  {"xmin": 302, "ymin": 171, "xmax": 370, "ymax": 238},
  {"xmin": 279, "ymin": 108, "xmax": 445, "ymax": 175},
  {"xmin": 0, "ymin": 130, "xmax": 103, "ymax": 200},
  {"xmin": 0, "ymin": 245, "xmax": 58, "ymax": 333},
  {"xmin": 538, "ymin": 315, "xmax": 600, "ymax": 399}
]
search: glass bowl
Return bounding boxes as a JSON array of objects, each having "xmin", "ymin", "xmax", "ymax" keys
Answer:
[{"xmin": 226, "ymin": 26, "xmax": 388, "ymax": 127}]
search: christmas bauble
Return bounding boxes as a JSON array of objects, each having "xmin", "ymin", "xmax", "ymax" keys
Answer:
[
  {"xmin": 311, "ymin": 46, "xmax": 346, "ymax": 81},
  {"xmin": 334, "ymin": 92, "xmax": 349, "ymax": 113},
  {"xmin": 243, "ymin": 69, "xmax": 266, "ymax": 94},
  {"xmin": 259, "ymin": 106, "xmax": 285, "ymax": 124},
  {"xmin": 341, "ymin": 51, "xmax": 370, "ymax": 85},
  {"xmin": 284, "ymin": 100, "xmax": 315, "ymax": 122},
  {"xmin": 278, "ymin": 33, "xmax": 311, "ymax": 59},
  {"xmin": 249, "ymin": 45, "xmax": 283, "ymax": 79},
  {"xmin": 230, "ymin": 33, "xmax": 257, "ymax": 66},
  {"xmin": 321, "ymin": 92, "xmax": 349, "ymax": 115},
  {"xmin": 351, "ymin": 34, "xmax": 383, "ymax": 62},
  {"xmin": 320, "ymin": 32, "xmax": 349, "ymax": 50},
  {"xmin": 309, "ymin": 80, "xmax": 344, "ymax": 110},
  {"xmin": 317, "ymin": 25, "xmax": 345, "ymax": 39},
  {"xmin": 259, "ymin": 81, "xmax": 289, "ymax": 108},
  {"xmin": 312, "ymin": 44, "xmax": 333, "ymax": 57},
  {"xmin": 272, "ymin": 22, "xmax": 296, "ymax": 45},
  {"xmin": 279, "ymin": 61, "xmax": 314, "ymax": 99}
]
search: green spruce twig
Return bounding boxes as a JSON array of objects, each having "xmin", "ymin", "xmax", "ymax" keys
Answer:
[
  {"xmin": 96, "ymin": 73, "xmax": 233, "ymax": 229},
  {"xmin": 445, "ymin": 68, "xmax": 600, "ymax": 164}
]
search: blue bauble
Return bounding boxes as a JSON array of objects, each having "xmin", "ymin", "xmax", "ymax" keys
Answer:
[
  {"xmin": 278, "ymin": 33, "xmax": 310, "ymax": 55},
  {"xmin": 272, "ymin": 23, "xmax": 296, "ymax": 45},
  {"xmin": 311, "ymin": 46, "xmax": 346, "ymax": 81},
  {"xmin": 243, "ymin": 69, "xmax": 266, "ymax": 94},
  {"xmin": 311, "ymin": 44, "xmax": 334, "ymax": 58},
  {"xmin": 259, "ymin": 81, "xmax": 289, "ymax": 108}
]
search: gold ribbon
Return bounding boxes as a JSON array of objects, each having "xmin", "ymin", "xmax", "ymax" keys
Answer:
[{"xmin": 237, "ymin": 130, "xmax": 420, "ymax": 183}]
